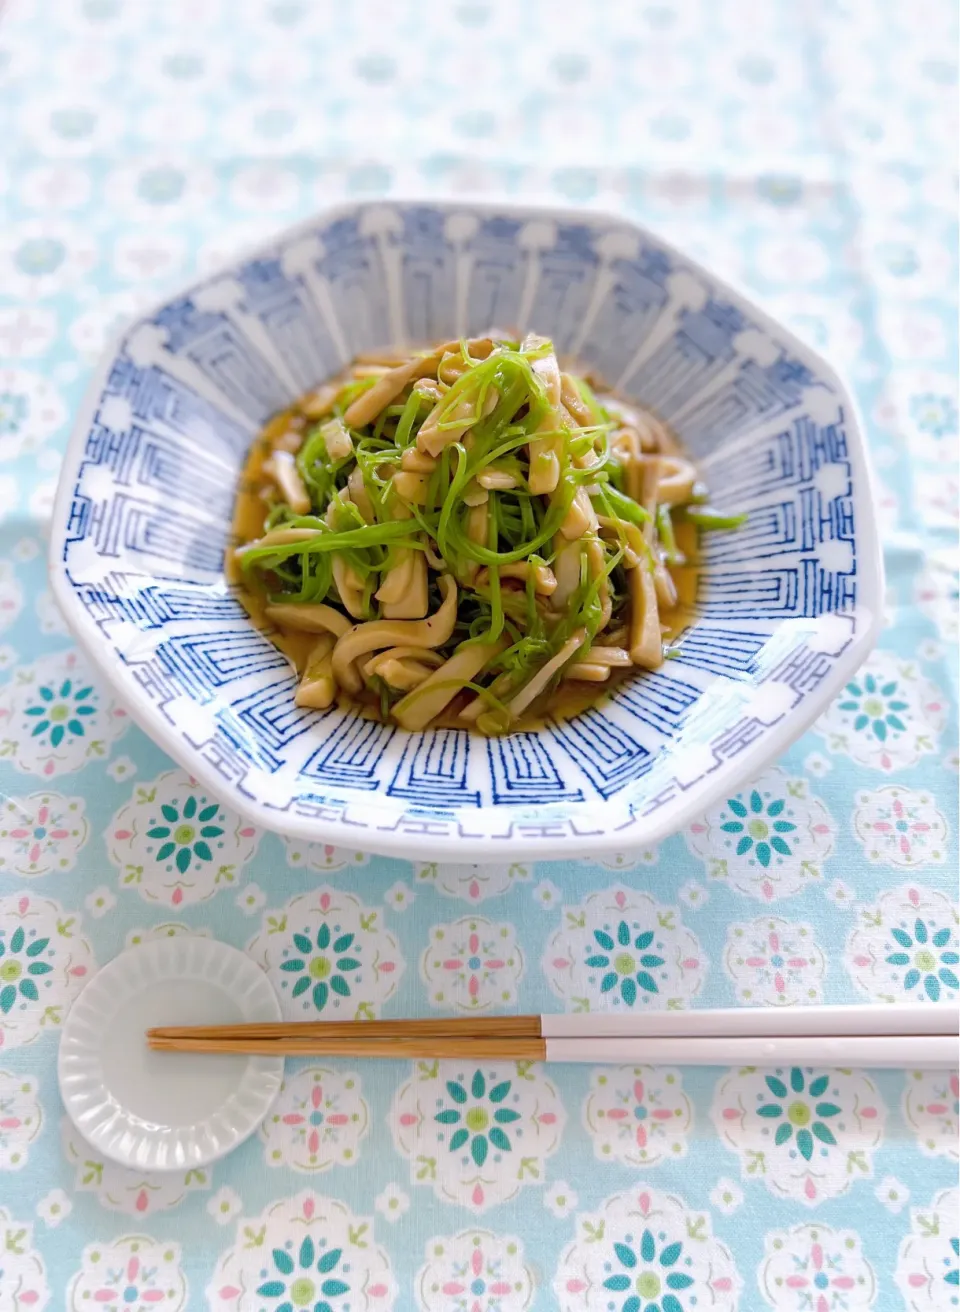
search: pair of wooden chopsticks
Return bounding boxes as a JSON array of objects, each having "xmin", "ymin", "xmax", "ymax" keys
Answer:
[{"xmin": 147, "ymin": 1003, "xmax": 959, "ymax": 1068}]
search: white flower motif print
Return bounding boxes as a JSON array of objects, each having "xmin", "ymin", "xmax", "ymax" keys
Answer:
[
  {"xmin": 0, "ymin": 1210, "xmax": 49, "ymax": 1310},
  {"xmin": 281, "ymin": 838, "xmax": 370, "ymax": 873},
  {"xmin": 724, "ymin": 917, "xmax": 826, "ymax": 1006},
  {"xmin": 816, "ymin": 653, "xmax": 947, "ymax": 771},
  {"xmin": 374, "ymin": 1184, "xmax": 410, "ymax": 1225},
  {"xmin": 416, "ymin": 1230, "xmax": 535, "ymax": 1312},
  {"xmin": 236, "ymin": 883, "xmax": 266, "ymax": 916},
  {"xmin": 554, "ymin": 1185, "xmax": 741, "ymax": 1311},
  {"xmin": 113, "ymin": 230, "xmax": 187, "ymax": 283},
  {"xmin": 854, "ymin": 786, "xmax": 949, "ymax": 868},
  {"xmin": 903, "ymin": 1069, "xmax": 959, "ymax": 1160},
  {"xmin": 0, "ymin": 893, "xmax": 95, "ymax": 1048},
  {"xmin": 0, "ymin": 220, "xmax": 98, "ymax": 299},
  {"xmin": 915, "ymin": 552, "xmax": 959, "ymax": 641},
  {"xmin": 875, "ymin": 1176, "xmax": 911, "ymax": 1215},
  {"xmin": 207, "ymin": 1187, "xmax": 243, "ymax": 1228},
  {"xmin": 543, "ymin": 885, "xmax": 706, "ymax": 1011},
  {"xmin": 709, "ymin": 1180, "xmax": 743, "ymax": 1216},
  {"xmin": 62, "ymin": 1119, "xmax": 212, "ymax": 1214},
  {"xmin": 68, "ymin": 288, "xmax": 150, "ymax": 364},
  {"xmin": 124, "ymin": 922, "xmax": 211, "ymax": 948},
  {"xmin": 533, "ymin": 880, "xmax": 561, "ymax": 909},
  {"xmin": 261, "ymin": 1066, "xmax": 368, "ymax": 1172},
  {"xmin": 384, "ymin": 881, "xmax": 413, "ymax": 912},
  {"xmin": 391, "ymin": 1060, "xmax": 565, "ymax": 1212},
  {"xmin": 421, "ymin": 917, "xmax": 524, "ymax": 1012},
  {"xmin": 414, "ymin": 861, "xmax": 531, "ymax": 903},
  {"xmin": 247, "ymin": 888, "xmax": 403, "ymax": 1019},
  {"xmin": 826, "ymin": 880, "xmax": 855, "ymax": 907},
  {"xmin": 0, "ymin": 1071, "xmax": 41, "ymax": 1169},
  {"xmin": 105, "ymin": 754, "xmax": 137, "ymax": 783},
  {"xmin": 545, "ymin": 1181, "xmax": 579, "ymax": 1220},
  {"xmin": 0, "ymin": 559, "xmax": 22, "ymax": 633},
  {"xmin": 107, "ymin": 770, "xmax": 261, "ymax": 907},
  {"xmin": 35, "ymin": 590, "xmax": 70, "ymax": 636},
  {"xmin": 0, "ymin": 791, "xmax": 88, "ymax": 877},
  {"xmin": 895, "ymin": 1187, "xmax": 959, "ymax": 1311},
  {"xmin": 846, "ymin": 884, "xmax": 959, "ymax": 1004},
  {"xmin": 0, "ymin": 306, "xmax": 58, "ymax": 358},
  {"xmin": 67, "ymin": 1235, "xmax": 187, "ymax": 1311},
  {"xmin": 758, "ymin": 1223, "xmax": 877, "ymax": 1309},
  {"xmin": 686, "ymin": 768, "xmax": 835, "ymax": 902},
  {"xmin": 914, "ymin": 466, "xmax": 959, "ymax": 534},
  {"xmin": 678, "ymin": 882, "xmax": 708, "ymax": 910},
  {"xmin": 587, "ymin": 847, "xmax": 658, "ymax": 872},
  {"xmin": 583, "ymin": 1066, "xmax": 692, "ymax": 1167},
  {"xmin": 207, "ymin": 1191, "xmax": 396, "ymax": 1311},
  {"xmin": 36, "ymin": 1188, "xmax": 71, "ymax": 1228},
  {"xmin": 711, "ymin": 1066, "xmax": 886, "ymax": 1205},
  {"xmin": 0, "ymin": 650, "xmax": 128, "ymax": 777}
]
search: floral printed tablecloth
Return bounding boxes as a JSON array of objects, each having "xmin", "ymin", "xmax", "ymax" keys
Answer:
[{"xmin": 0, "ymin": 0, "xmax": 957, "ymax": 1308}]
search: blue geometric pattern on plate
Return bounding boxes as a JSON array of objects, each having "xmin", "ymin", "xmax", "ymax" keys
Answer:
[{"xmin": 50, "ymin": 201, "xmax": 883, "ymax": 860}]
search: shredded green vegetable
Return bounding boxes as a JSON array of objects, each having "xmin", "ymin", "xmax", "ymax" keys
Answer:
[{"xmin": 235, "ymin": 331, "xmax": 743, "ymax": 732}]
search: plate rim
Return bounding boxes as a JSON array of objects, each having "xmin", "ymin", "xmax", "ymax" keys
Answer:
[{"xmin": 57, "ymin": 935, "xmax": 284, "ymax": 1172}]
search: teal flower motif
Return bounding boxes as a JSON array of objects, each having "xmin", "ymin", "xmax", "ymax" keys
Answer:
[
  {"xmin": 281, "ymin": 924, "xmax": 362, "ymax": 1012},
  {"xmin": 586, "ymin": 920, "xmax": 666, "ymax": 1004},
  {"xmin": 756, "ymin": 1069, "xmax": 841, "ymax": 1161},
  {"xmin": 838, "ymin": 673, "xmax": 910, "ymax": 742},
  {"xmin": 0, "ymin": 391, "xmax": 28, "ymax": 435},
  {"xmin": 23, "ymin": 679, "xmax": 95, "ymax": 747},
  {"xmin": 719, "ymin": 789, "xmax": 796, "ymax": 867},
  {"xmin": 946, "ymin": 1236, "xmax": 959, "ymax": 1290},
  {"xmin": 910, "ymin": 392, "xmax": 957, "ymax": 439},
  {"xmin": 434, "ymin": 1069, "xmax": 520, "ymax": 1167},
  {"xmin": 146, "ymin": 795, "xmax": 224, "ymax": 874},
  {"xmin": 602, "ymin": 1227, "xmax": 696, "ymax": 1312},
  {"xmin": 0, "ymin": 927, "xmax": 53, "ymax": 1014},
  {"xmin": 256, "ymin": 1237, "xmax": 349, "ymax": 1311},
  {"xmin": 885, "ymin": 917, "xmax": 959, "ymax": 1002},
  {"xmin": 13, "ymin": 237, "xmax": 67, "ymax": 276}
]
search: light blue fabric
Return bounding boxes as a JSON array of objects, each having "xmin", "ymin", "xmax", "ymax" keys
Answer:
[{"xmin": 0, "ymin": 1, "xmax": 956, "ymax": 1308}]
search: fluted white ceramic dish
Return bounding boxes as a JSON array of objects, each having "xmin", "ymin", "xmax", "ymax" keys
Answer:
[
  {"xmin": 49, "ymin": 200, "xmax": 882, "ymax": 861},
  {"xmin": 58, "ymin": 937, "xmax": 283, "ymax": 1171}
]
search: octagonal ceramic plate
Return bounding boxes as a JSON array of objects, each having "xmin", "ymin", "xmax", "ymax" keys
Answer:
[{"xmin": 49, "ymin": 200, "xmax": 882, "ymax": 861}]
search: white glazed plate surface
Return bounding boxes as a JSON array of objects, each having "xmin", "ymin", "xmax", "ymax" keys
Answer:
[
  {"xmin": 58, "ymin": 937, "xmax": 283, "ymax": 1171},
  {"xmin": 49, "ymin": 200, "xmax": 882, "ymax": 861}
]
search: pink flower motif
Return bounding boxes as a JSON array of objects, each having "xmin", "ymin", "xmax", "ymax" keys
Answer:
[
  {"xmin": 93, "ymin": 1254, "xmax": 166, "ymax": 1305},
  {"xmin": 281, "ymin": 1081, "xmax": 350, "ymax": 1159},
  {"xmin": 441, "ymin": 930, "xmax": 506, "ymax": 1001}
]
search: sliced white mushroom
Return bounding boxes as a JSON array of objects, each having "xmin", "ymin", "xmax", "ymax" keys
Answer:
[
  {"xmin": 294, "ymin": 634, "xmax": 336, "ymax": 709},
  {"xmin": 392, "ymin": 637, "xmax": 506, "ymax": 732},
  {"xmin": 476, "ymin": 561, "xmax": 557, "ymax": 596},
  {"xmin": 266, "ymin": 449, "xmax": 311, "ymax": 514},
  {"xmin": 462, "ymin": 480, "xmax": 489, "ymax": 507},
  {"xmin": 265, "ymin": 603, "xmax": 351, "ymax": 637},
  {"xmin": 503, "ymin": 628, "xmax": 587, "ymax": 719},
  {"xmin": 655, "ymin": 455, "xmax": 697, "ymax": 506},
  {"xmin": 560, "ymin": 373, "xmax": 594, "ymax": 427},
  {"xmin": 580, "ymin": 645, "xmax": 632, "ymax": 667},
  {"xmin": 564, "ymin": 662, "xmax": 611, "ymax": 682},
  {"xmin": 392, "ymin": 470, "xmax": 431, "ymax": 505},
  {"xmin": 347, "ymin": 466, "xmax": 375, "ymax": 524},
  {"xmin": 400, "ymin": 447, "xmax": 438, "ymax": 474},
  {"xmin": 301, "ymin": 382, "xmax": 340, "ymax": 419},
  {"xmin": 377, "ymin": 548, "xmax": 428, "ymax": 619},
  {"xmin": 331, "ymin": 575, "xmax": 458, "ymax": 694},
  {"xmin": 343, "ymin": 351, "xmax": 445, "ymax": 428},
  {"xmin": 629, "ymin": 566, "xmax": 663, "ymax": 669},
  {"xmin": 235, "ymin": 526, "xmax": 323, "ymax": 560},
  {"xmin": 320, "ymin": 416, "xmax": 353, "ymax": 461},
  {"xmin": 272, "ymin": 428, "xmax": 304, "ymax": 453},
  {"xmin": 477, "ymin": 468, "xmax": 518, "ymax": 491},
  {"xmin": 559, "ymin": 486, "xmax": 599, "ymax": 540}
]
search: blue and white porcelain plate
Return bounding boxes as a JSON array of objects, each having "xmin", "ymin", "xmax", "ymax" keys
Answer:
[{"xmin": 48, "ymin": 201, "xmax": 883, "ymax": 860}]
